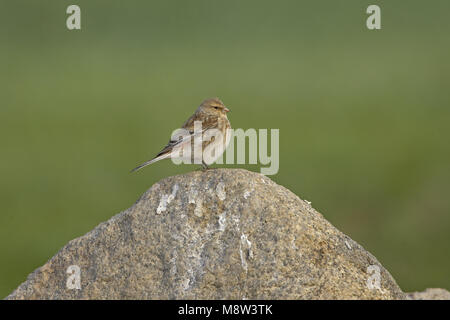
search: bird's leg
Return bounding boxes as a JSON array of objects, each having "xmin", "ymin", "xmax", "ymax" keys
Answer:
[{"xmin": 201, "ymin": 161, "xmax": 209, "ymax": 171}]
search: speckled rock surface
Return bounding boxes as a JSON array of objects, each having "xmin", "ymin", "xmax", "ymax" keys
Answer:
[
  {"xmin": 407, "ymin": 288, "xmax": 450, "ymax": 300},
  {"xmin": 7, "ymin": 169, "xmax": 406, "ymax": 299}
]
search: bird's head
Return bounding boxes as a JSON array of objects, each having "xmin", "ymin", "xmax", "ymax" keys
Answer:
[{"xmin": 198, "ymin": 97, "xmax": 230, "ymax": 116}]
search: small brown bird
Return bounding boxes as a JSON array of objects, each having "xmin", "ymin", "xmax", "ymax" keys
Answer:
[{"xmin": 131, "ymin": 98, "xmax": 231, "ymax": 172}]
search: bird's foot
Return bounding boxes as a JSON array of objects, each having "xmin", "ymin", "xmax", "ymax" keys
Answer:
[{"xmin": 201, "ymin": 161, "xmax": 210, "ymax": 171}]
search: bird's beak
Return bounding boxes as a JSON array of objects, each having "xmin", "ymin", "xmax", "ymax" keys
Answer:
[{"xmin": 224, "ymin": 107, "xmax": 230, "ymax": 113}]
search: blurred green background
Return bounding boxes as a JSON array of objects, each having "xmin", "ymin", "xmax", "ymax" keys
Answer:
[{"xmin": 1, "ymin": 0, "xmax": 449, "ymax": 298}]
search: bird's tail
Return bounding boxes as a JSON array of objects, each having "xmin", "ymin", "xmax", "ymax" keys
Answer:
[{"xmin": 130, "ymin": 153, "xmax": 171, "ymax": 173}]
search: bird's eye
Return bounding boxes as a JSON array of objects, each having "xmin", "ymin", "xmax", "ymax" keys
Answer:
[{"xmin": 214, "ymin": 107, "xmax": 219, "ymax": 110}]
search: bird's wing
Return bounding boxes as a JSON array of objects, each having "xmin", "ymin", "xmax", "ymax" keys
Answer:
[
  {"xmin": 155, "ymin": 114, "xmax": 218, "ymax": 157},
  {"xmin": 131, "ymin": 112, "xmax": 219, "ymax": 172},
  {"xmin": 181, "ymin": 111, "xmax": 218, "ymax": 133}
]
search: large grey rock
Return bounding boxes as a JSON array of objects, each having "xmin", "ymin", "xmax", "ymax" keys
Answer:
[
  {"xmin": 7, "ymin": 169, "xmax": 407, "ymax": 299},
  {"xmin": 407, "ymin": 288, "xmax": 450, "ymax": 300}
]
